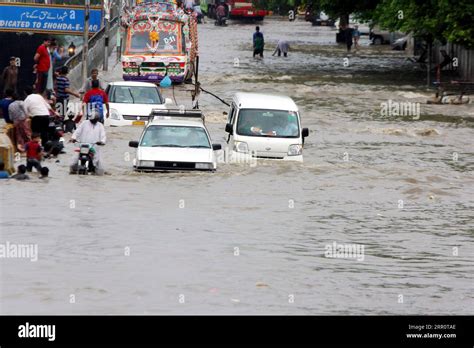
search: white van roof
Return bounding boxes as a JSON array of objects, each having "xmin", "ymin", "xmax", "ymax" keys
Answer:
[{"xmin": 233, "ymin": 93, "xmax": 299, "ymax": 112}]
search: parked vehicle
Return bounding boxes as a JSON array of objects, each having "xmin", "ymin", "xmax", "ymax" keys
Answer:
[
  {"xmin": 207, "ymin": 0, "xmax": 268, "ymax": 21},
  {"xmin": 391, "ymin": 36, "xmax": 408, "ymax": 50},
  {"xmin": 129, "ymin": 109, "xmax": 222, "ymax": 171},
  {"xmin": 106, "ymin": 81, "xmax": 172, "ymax": 127},
  {"xmin": 224, "ymin": 93, "xmax": 309, "ymax": 162},
  {"xmin": 370, "ymin": 26, "xmax": 405, "ymax": 45},
  {"xmin": 311, "ymin": 12, "xmax": 335, "ymax": 27},
  {"xmin": 335, "ymin": 16, "xmax": 371, "ymax": 35}
]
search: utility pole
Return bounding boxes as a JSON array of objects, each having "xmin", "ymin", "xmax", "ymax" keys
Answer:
[
  {"xmin": 117, "ymin": 0, "xmax": 123, "ymax": 63},
  {"xmin": 103, "ymin": 0, "xmax": 111, "ymax": 71},
  {"xmin": 82, "ymin": 0, "xmax": 90, "ymax": 85}
]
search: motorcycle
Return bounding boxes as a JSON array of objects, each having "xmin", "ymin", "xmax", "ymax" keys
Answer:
[
  {"xmin": 215, "ymin": 16, "xmax": 227, "ymax": 26},
  {"xmin": 70, "ymin": 142, "xmax": 104, "ymax": 175}
]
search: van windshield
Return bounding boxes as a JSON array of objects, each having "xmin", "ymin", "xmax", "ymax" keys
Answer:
[{"xmin": 236, "ymin": 109, "xmax": 299, "ymax": 138}]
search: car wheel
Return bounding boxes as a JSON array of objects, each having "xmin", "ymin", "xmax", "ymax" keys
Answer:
[{"xmin": 373, "ymin": 36, "xmax": 383, "ymax": 45}]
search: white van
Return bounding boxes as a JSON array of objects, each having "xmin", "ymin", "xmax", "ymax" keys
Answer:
[{"xmin": 224, "ymin": 93, "xmax": 309, "ymax": 161}]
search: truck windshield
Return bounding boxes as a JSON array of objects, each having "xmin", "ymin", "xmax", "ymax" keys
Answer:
[
  {"xmin": 128, "ymin": 21, "xmax": 181, "ymax": 54},
  {"xmin": 236, "ymin": 109, "xmax": 300, "ymax": 138},
  {"xmin": 140, "ymin": 126, "xmax": 211, "ymax": 148}
]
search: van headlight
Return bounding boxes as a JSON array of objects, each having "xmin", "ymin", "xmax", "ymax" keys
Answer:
[
  {"xmin": 233, "ymin": 141, "xmax": 249, "ymax": 153},
  {"xmin": 288, "ymin": 144, "xmax": 303, "ymax": 156},
  {"xmin": 195, "ymin": 162, "xmax": 213, "ymax": 169},
  {"xmin": 140, "ymin": 160, "xmax": 155, "ymax": 167},
  {"xmin": 110, "ymin": 109, "xmax": 121, "ymax": 120}
]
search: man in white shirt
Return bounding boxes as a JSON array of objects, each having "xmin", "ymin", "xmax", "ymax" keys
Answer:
[
  {"xmin": 70, "ymin": 111, "xmax": 107, "ymax": 174},
  {"xmin": 24, "ymin": 86, "xmax": 52, "ymax": 146}
]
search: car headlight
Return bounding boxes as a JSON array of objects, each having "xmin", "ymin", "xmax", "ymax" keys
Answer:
[
  {"xmin": 140, "ymin": 160, "xmax": 155, "ymax": 167},
  {"xmin": 195, "ymin": 162, "xmax": 213, "ymax": 169},
  {"xmin": 233, "ymin": 141, "xmax": 249, "ymax": 153},
  {"xmin": 288, "ymin": 144, "xmax": 303, "ymax": 156},
  {"xmin": 110, "ymin": 109, "xmax": 121, "ymax": 120}
]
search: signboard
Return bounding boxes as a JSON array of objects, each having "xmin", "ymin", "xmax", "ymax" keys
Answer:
[{"xmin": 0, "ymin": 3, "xmax": 103, "ymax": 35}]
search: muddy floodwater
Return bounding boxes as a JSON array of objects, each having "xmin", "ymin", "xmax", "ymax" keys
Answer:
[{"xmin": 1, "ymin": 18, "xmax": 473, "ymax": 314}]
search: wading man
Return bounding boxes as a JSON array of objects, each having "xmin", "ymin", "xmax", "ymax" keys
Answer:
[{"xmin": 253, "ymin": 26, "xmax": 265, "ymax": 58}]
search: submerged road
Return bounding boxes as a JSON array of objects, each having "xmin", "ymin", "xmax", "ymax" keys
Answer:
[{"xmin": 1, "ymin": 18, "xmax": 473, "ymax": 314}]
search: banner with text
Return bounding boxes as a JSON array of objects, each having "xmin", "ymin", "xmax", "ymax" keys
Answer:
[{"xmin": 0, "ymin": 3, "xmax": 103, "ymax": 35}]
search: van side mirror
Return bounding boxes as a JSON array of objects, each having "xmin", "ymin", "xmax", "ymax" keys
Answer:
[
  {"xmin": 302, "ymin": 128, "xmax": 309, "ymax": 138},
  {"xmin": 212, "ymin": 144, "xmax": 222, "ymax": 151},
  {"xmin": 225, "ymin": 123, "xmax": 233, "ymax": 134},
  {"xmin": 164, "ymin": 98, "xmax": 173, "ymax": 105},
  {"xmin": 129, "ymin": 141, "xmax": 139, "ymax": 148}
]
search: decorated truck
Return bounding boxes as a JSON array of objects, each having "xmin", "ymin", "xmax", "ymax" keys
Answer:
[{"xmin": 121, "ymin": 0, "xmax": 198, "ymax": 83}]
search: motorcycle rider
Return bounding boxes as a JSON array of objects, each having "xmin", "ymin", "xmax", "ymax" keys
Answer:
[
  {"xmin": 216, "ymin": 2, "xmax": 226, "ymax": 26},
  {"xmin": 69, "ymin": 110, "xmax": 106, "ymax": 174}
]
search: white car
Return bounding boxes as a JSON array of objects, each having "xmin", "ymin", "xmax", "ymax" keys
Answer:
[
  {"xmin": 128, "ymin": 109, "xmax": 222, "ymax": 171},
  {"xmin": 105, "ymin": 81, "xmax": 173, "ymax": 127},
  {"xmin": 224, "ymin": 92, "xmax": 309, "ymax": 161}
]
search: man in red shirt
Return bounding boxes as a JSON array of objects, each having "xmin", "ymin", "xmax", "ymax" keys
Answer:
[
  {"xmin": 34, "ymin": 38, "xmax": 52, "ymax": 95},
  {"xmin": 82, "ymin": 80, "xmax": 110, "ymax": 124}
]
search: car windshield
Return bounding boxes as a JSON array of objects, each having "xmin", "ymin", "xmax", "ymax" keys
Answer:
[
  {"xmin": 111, "ymin": 86, "xmax": 163, "ymax": 104},
  {"xmin": 140, "ymin": 125, "xmax": 211, "ymax": 148},
  {"xmin": 236, "ymin": 109, "xmax": 300, "ymax": 138}
]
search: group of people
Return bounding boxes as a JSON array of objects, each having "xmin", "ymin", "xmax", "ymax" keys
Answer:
[
  {"xmin": 0, "ymin": 36, "xmax": 110, "ymax": 178},
  {"xmin": 252, "ymin": 26, "xmax": 290, "ymax": 59},
  {"xmin": 343, "ymin": 25, "xmax": 361, "ymax": 52}
]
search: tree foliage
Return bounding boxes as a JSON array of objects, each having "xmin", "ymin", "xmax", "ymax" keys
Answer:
[{"xmin": 257, "ymin": 0, "xmax": 474, "ymax": 48}]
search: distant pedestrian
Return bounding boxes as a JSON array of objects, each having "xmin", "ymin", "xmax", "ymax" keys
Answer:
[
  {"xmin": 55, "ymin": 66, "xmax": 80, "ymax": 120},
  {"xmin": 11, "ymin": 164, "xmax": 30, "ymax": 180},
  {"xmin": 1, "ymin": 57, "xmax": 18, "ymax": 96},
  {"xmin": 344, "ymin": 26, "xmax": 354, "ymax": 52},
  {"xmin": 272, "ymin": 40, "xmax": 290, "ymax": 57},
  {"xmin": 353, "ymin": 25, "xmax": 361, "ymax": 50},
  {"xmin": 34, "ymin": 38, "xmax": 52, "ymax": 95},
  {"xmin": 24, "ymin": 133, "xmax": 43, "ymax": 173},
  {"xmin": 253, "ymin": 26, "xmax": 265, "ymax": 58},
  {"xmin": 0, "ymin": 162, "xmax": 9, "ymax": 179},
  {"xmin": 0, "ymin": 88, "xmax": 14, "ymax": 124},
  {"xmin": 80, "ymin": 68, "xmax": 107, "ymax": 95},
  {"xmin": 8, "ymin": 92, "xmax": 31, "ymax": 152},
  {"xmin": 82, "ymin": 80, "xmax": 110, "ymax": 124},
  {"xmin": 24, "ymin": 86, "xmax": 54, "ymax": 147}
]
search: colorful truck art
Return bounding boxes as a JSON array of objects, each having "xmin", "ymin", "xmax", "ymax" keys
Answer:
[{"xmin": 121, "ymin": 0, "xmax": 198, "ymax": 83}]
